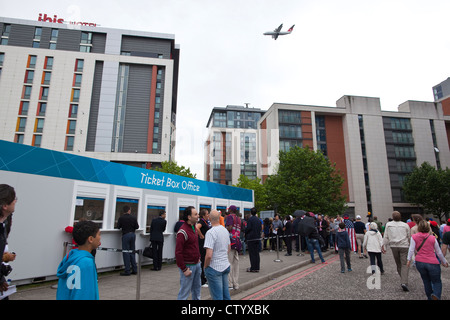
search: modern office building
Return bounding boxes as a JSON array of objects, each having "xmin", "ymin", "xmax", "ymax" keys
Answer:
[
  {"xmin": 0, "ymin": 15, "xmax": 179, "ymax": 168},
  {"xmin": 259, "ymin": 94, "xmax": 450, "ymax": 222},
  {"xmin": 205, "ymin": 105, "xmax": 266, "ymax": 185}
]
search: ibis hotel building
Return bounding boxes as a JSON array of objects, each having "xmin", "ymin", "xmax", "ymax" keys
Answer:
[
  {"xmin": 259, "ymin": 94, "xmax": 450, "ymax": 222},
  {"xmin": 0, "ymin": 15, "xmax": 179, "ymax": 168}
]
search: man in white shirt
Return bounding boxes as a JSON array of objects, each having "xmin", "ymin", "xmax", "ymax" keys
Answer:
[{"xmin": 204, "ymin": 209, "xmax": 231, "ymax": 300}]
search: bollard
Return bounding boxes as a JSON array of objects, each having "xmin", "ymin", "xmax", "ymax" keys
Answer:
[
  {"xmin": 136, "ymin": 249, "xmax": 142, "ymax": 300},
  {"xmin": 274, "ymin": 234, "xmax": 282, "ymax": 262}
]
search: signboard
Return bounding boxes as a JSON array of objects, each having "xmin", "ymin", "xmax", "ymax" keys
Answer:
[{"xmin": 38, "ymin": 13, "xmax": 97, "ymax": 27}]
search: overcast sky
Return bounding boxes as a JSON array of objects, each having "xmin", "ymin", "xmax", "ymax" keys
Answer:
[{"xmin": 2, "ymin": 0, "xmax": 450, "ymax": 179}]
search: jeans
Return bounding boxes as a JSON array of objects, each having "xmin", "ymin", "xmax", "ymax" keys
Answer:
[
  {"xmin": 205, "ymin": 266, "xmax": 231, "ymax": 300},
  {"xmin": 415, "ymin": 261, "xmax": 442, "ymax": 300},
  {"xmin": 177, "ymin": 262, "xmax": 201, "ymax": 300},
  {"xmin": 121, "ymin": 232, "xmax": 137, "ymax": 274},
  {"xmin": 306, "ymin": 237, "xmax": 325, "ymax": 263}
]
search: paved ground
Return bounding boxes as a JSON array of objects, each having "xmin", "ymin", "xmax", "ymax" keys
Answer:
[{"xmin": 9, "ymin": 245, "xmax": 450, "ymax": 301}]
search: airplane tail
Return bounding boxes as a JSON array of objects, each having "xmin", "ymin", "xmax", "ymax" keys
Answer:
[{"xmin": 288, "ymin": 25, "xmax": 295, "ymax": 33}]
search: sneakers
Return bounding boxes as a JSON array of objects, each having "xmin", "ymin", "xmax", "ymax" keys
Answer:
[{"xmin": 401, "ymin": 284, "xmax": 409, "ymax": 292}]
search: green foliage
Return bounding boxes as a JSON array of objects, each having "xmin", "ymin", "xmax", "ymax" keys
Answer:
[
  {"xmin": 403, "ymin": 162, "xmax": 450, "ymax": 220},
  {"xmin": 264, "ymin": 146, "xmax": 347, "ymax": 216},
  {"xmin": 233, "ymin": 175, "xmax": 269, "ymax": 213},
  {"xmin": 152, "ymin": 161, "xmax": 197, "ymax": 179}
]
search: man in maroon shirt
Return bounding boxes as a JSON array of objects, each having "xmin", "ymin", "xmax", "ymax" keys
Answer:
[{"xmin": 175, "ymin": 206, "xmax": 201, "ymax": 300}]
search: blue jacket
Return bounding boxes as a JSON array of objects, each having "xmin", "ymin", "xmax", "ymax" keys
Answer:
[{"xmin": 56, "ymin": 249, "xmax": 99, "ymax": 300}]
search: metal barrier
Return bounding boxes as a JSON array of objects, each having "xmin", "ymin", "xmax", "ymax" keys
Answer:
[{"xmin": 63, "ymin": 242, "xmax": 143, "ymax": 300}]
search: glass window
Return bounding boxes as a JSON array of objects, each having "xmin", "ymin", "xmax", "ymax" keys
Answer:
[
  {"xmin": 114, "ymin": 198, "xmax": 139, "ymax": 228},
  {"xmin": 49, "ymin": 42, "xmax": 56, "ymax": 50},
  {"xmin": 74, "ymin": 196, "xmax": 105, "ymax": 228},
  {"xmin": 44, "ymin": 57, "xmax": 53, "ymax": 70},
  {"xmin": 74, "ymin": 74, "xmax": 82, "ymax": 87},
  {"xmin": 24, "ymin": 70, "xmax": 34, "ymax": 83},
  {"xmin": 146, "ymin": 205, "xmax": 165, "ymax": 233},
  {"xmin": 75, "ymin": 59, "xmax": 84, "ymax": 72},
  {"xmin": 15, "ymin": 134, "xmax": 24, "ymax": 144},
  {"xmin": 32, "ymin": 41, "xmax": 40, "ymax": 48},
  {"xmin": 72, "ymin": 89, "xmax": 80, "ymax": 102},
  {"xmin": 17, "ymin": 118, "xmax": 27, "ymax": 132},
  {"xmin": 28, "ymin": 55, "xmax": 37, "ymax": 68},
  {"xmin": 80, "ymin": 32, "xmax": 92, "ymax": 44},
  {"xmin": 79, "ymin": 45, "xmax": 92, "ymax": 53},
  {"xmin": 19, "ymin": 101, "xmax": 29, "ymax": 115},
  {"xmin": 0, "ymin": 53, "xmax": 4, "ymax": 66},
  {"xmin": 23, "ymin": 86, "xmax": 32, "ymax": 99},
  {"xmin": 38, "ymin": 102, "xmax": 46, "ymax": 116},
  {"xmin": 43, "ymin": 71, "xmax": 51, "ymax": 85},
  {"xmin": 40, "ymin": 87, "xmax": 49, "ymax": 100},
  {"xmin": 35, "ymin": 118, "xmax": 45, "ymax": 133},
  {"xmin": 69, "ymin": 104, "xmax": 78, "ymax": 118},
  {"xmin": 50, "ymin": 29, "xmax": 59, "ymax": 42},
  {"xmin": 68, "ymin": 120, "xmax": 76, "ymax": 134},
  {"xmin": 34, "ymin": 27, "xmax": 42, "ymax": 40},
  {"xmin": 32, "ymin": 134, "xmax": 42, "ymax": 147},
  {"xmin": 65, "ymin": 136, "xmax": 74, "ymax": 151}
]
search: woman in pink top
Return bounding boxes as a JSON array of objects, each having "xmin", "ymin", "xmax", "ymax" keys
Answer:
[{"xmin": 407, "ymin": 221, "xmax": 448, "ymax": 300}]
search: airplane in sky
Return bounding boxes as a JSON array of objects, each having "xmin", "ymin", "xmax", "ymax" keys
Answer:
[{"xmin": 263, "ymin": 24, "xmax": 295, "ymax": 40}]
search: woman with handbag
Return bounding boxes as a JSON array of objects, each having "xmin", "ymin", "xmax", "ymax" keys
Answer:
[{"xmin": 407, "ymin": 220, "xmax": 448, "ymax": 300}]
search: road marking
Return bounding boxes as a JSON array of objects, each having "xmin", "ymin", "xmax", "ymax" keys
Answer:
[{"xmin": 242, "ymin": 255, "xmax": 339, "ymax": 300}]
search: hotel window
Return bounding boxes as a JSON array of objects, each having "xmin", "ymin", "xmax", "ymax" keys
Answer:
[
  {"xmin": 1, "ymin": 24, "xmax": 11, "ymax": 45},
  {"xmin": 0, "ymin": 53, "xmax": 4, "ymax": 66},
  {"xmin": 69, "ymin": 104, "xmax": 78, "ymax": 118},
  {"xmin": 15, "ymin": 134, "xmax": 24, "ymax": 144},
  {"xmin": 80, "ymin": 32, "xmax": 92, "ymax": 52},
  {"xmin": 23, "ymin": 86, "xmax": 32, "ymax": 99},
  {"xmin": 19, "ymin": 101, "xmax": 29, "ymax": 115},
  {"xmin": 35, "ymin": 118, "xmax": 45, "ymax": 133},
  {"xmin": 50, "ymin": 29, "xmax": 58, "ymax": 42},
  {"xmin": 44, "ymin": 57, "xmax": 53, "ymax": 70},
  {"xmin": 16, "ymin": 117, "xmax": 27, "ymax": 132},
  {"xmin": 65, "ymin": 136, "xmax": 75, "ymax": 151},
  {"xmin": 71, "ymin": 89, "xmax": 80, "ymax": 102},
  {"xmin": 42, "ymin": 72, "xmax": 51, "ymax": 85},
  {"xmin": 75, "ymin": 59, "xmax": 84, "ymax": 72},
  {"xmin": 27, "ymin": 55, "xmax": 37, "ymax": 69},
  {"xmin": 24, "ymin": 70, "xmax": 34, "ymax": 84},
  {"xmin": 37, "ymin": 102, "xmax": 46, "ymax": 116},
  {"xmin": 32, "ymin": 135, "xmax": 42, "ymax": 147},
  {"xmin": 40, "ymin": 87, "xmax": 49, "ymax": 100},
  {"xmin": 73, "ymin": 74, "xmax": 82, "ymax": 87},
  {"xmin": 67, "ymin": 120, "xmax": 76, "ymax": 134},
  {"xmin": 34, "ymin": 27, "xmax": 42, "ymax": 40}
]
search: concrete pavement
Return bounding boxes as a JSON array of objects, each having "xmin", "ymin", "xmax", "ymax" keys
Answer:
[{"xmin": 10, "ymin": 246, "xmax": 331, "ymax": 300}]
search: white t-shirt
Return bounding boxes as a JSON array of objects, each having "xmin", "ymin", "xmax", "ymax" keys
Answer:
[{"xmin": 204, "ymin": 225, "xmax": 230, "ymax": 272}]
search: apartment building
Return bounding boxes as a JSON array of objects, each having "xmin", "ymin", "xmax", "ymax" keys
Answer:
[{"xmin": 0, "ymin": 15, "xmax": 179, "ymax": 168}]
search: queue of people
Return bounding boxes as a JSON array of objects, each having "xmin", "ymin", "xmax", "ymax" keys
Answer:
[{"xmin": 2, "ymin": 183, "xmax": 450, "ymax": 301}]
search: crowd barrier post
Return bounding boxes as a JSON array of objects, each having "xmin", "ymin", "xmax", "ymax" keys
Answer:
[{"xmin": 274, "ymin": 234, "xmax": 282, "ymax": 262}]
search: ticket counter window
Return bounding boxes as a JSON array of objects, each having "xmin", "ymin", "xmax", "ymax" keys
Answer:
[
  {"xmin": 146, "ymin": 205, "xmax": 165, "ymax": 233},
  {"xmin": 115, "ymin": 198, "xmax": 139, "ymax": 228},
  {"xmin": 75, "ymin": 197, "xmax": 105, "ymax": 228}
]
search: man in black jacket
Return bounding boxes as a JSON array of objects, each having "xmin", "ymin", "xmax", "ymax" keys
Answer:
[
  {"xmin": 299, "ymin": 212, "xmax": 325, "ymax": 264},
  {"xmin": 117, "ymin": 205, "xmax": 139, "ymax": 275},
  {"xmin": 150, "ymin": 211, "xmax": 167, "ymax": 271},
  {"xmin": 245, "ymin": 207, "xmax": 262, "ymax": 272}
]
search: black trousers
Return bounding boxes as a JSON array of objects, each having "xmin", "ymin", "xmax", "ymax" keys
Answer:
[
  {"xmin": 247, "ymin": 239, "xmax": 260, "ymax": 271},
  {"xmin": 151, "ymin": 240, "xmax": 163, "ymax": 270}
]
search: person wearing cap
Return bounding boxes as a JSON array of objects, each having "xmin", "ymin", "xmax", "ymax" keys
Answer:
[{"xmin": 354, "ymin": 215, "xmax": 368, "ymax": 259}]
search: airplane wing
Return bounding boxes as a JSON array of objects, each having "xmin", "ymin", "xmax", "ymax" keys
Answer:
[
  {"xmin": 273, "ymin": 34, "xmax": 279, "ymax": 40},
  {"xmin": 274, "ymin": 24, "xmax": 283, "ymax": 33}
]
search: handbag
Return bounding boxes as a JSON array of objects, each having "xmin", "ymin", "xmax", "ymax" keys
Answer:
[{"xmin": 143, "ymin": 243, "xmax": 153, "ymax": 259}]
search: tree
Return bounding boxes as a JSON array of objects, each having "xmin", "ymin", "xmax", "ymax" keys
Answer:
[
  {"xmin": 152, "ymin": 161, "xmax": 197, "ymax": 179},
  {"xmin": 233, "ymin": 175, "xmax": 269, "ymax": 213},
  {"xmin": 402, "ymin": 162, "xmax": 450, "ymax": 221},
  {"xmin": 264, "ymin": 146, "xmax": 347, "ymax": 217}
]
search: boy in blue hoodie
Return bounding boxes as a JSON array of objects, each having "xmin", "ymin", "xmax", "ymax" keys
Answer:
[{"xmin": 56, "ymin": 220, "xmax": 101, "ymax": 300}]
